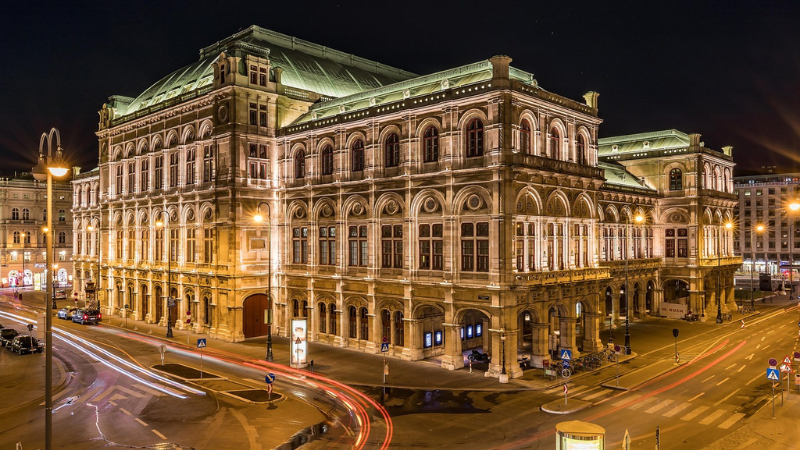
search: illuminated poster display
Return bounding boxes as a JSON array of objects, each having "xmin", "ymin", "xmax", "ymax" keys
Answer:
[
  {"xmin": 290, "ymin": 318, "xmax": 308, "ymax": 367},
  {"xmin": 34, "ymin": 273, "xmax": 41, "ymax": 291}
]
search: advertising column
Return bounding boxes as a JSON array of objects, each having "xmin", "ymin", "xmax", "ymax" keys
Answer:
[{"xmin": 291, "ymin": 318, "xmax": 308, "ymax": 369}]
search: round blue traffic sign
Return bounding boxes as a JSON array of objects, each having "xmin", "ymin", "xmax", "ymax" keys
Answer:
[{"xmin": 265, "ymin": 373, "xmax": 275, "ymax": 384}]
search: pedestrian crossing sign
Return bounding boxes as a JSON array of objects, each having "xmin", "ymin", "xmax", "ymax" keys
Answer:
[
  {"xmin": 197, "ymin": 338, "xmax": 207, "ymax": 349},
  {"xmin": 381, "ymin": 343, "xmax": 389, "ymax": 352},
  {"xmin": 560, "ymin": 349, "xmax": 572, "ymax": 361},
  {"xmin": 767, "ymin": 367, "xmax": 780, "ymax": 381}
]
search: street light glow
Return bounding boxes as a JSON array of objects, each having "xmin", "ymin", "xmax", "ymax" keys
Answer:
[
  {"xmin": 634, "ymin": 215, "xmax": 644, "ymax": 223},
  {"xmin": 790, "ymin": 201, "xmax": 800, "ymax": 211},
  {"xmin": 48, "ymin": 166, "xmax": 68, "ymax": 177},
  {"xmin": 253, "ymin": 214, "xmax": 264, "ymax": 223},
  {"xmin": 725, "ymin": 222, "xmax": 733, "ymax": 229},
  {"xmin": 755, "ymin": 224, "xmax": 765, "ymax": 232}
]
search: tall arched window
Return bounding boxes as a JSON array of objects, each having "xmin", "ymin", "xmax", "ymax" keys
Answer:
[
  {"xmin": 549, "ymin": 128, "xmax": 560, "ymax": 159},
  {"xmin": 351, "ymin": 140, "xmax": 364, "ymax": 172},
  {"xmin": 58, "ymin": 231, "xmax": 66, "ymax": 244},
  {"xmin": 466, "ymin": 119, "xmax": 484, "ymax": 157},
  {"xmin": 385, "ymin": 133, "xmax": 400, "ymax": 167},
  {"xmin": 22, "ymin": 208, "xmax": 29, "ymax": 220},
  {"xmin": 13, "ymin": 231, "xmax": 20, "ymax": 244},
  {"xmin": 349, "ymin": 306, "xmax": 357, "ymax": 338},
  {"xmin": 321, "ymin": 145, "xmax": 334, "ymax": 175},
  {"xmin": 669, "ymin": 168, "xmax": 683, "ymax": 190},
  {"xmin": 423, "ymin": 127, "xmax": 439, "ymax": 162},
  {"xmin": 294, "ymin": 150, "xmax": 306, "ymax": 179},
  {"xmin": 11, "ymin": 208, "xmax": 19, "ymax": 220},
  {"xmin": 576, "ymin": 134, "xmax": 586, "ymax": 164},
  {"xmin": 520, "ymin": 120, "xmax": 531, "ymax": 154}
]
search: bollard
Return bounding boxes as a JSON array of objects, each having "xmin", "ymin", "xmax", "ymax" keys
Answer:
[{"xmin": 310, "ymin": 359, "xmax": 314, "ymax": 373}]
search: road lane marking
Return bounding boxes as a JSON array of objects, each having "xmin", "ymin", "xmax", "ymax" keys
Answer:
[
  {"xmin": 628, "ymin": 397, "xmax": 657, "ymax": 410},
  {"xmin": 717, "ymin": 411, "xmax": 746, "ymax": 430},
  {"xmin": 152, "ymin": 429, "xmax": 167, "ymax": 439},
  {"xmin": 761, "ymin": 337, "xmax": 766, "ymax": 342},
  {"xmin": 767, "ymin": 330, "xmax": 774, "ymax": 334},
  {"xmin": 737, "ymin": 365, "xmax": 746, "ymax": 373},
  {"xmin": 79, "ymin": 385, "xmax": 104, "ymax": 403},
  {"xmin": 756, "ymin": 344, "xmax": 761, "ymax": 349},
  {"xmin": 119, "ymin": 408, "xmax": 132, "ymax": 416},
  {"xmin": 724, "ymin": 364, "xmax": 736, "ymax": 370},
  {"xmin": 716, "ymin": 377, "xmax": 730, "ymax": 386},
  {"xmin": 568, "ymin": 385, "xmax": 591, "ymax": 395},
  {"xmin": 745, "ymin": 373, "xmax": 762, "ymax": 385},
  {"xmin": 108, "ymin": 401, "xmax": 117, "ymax": 407},
  {"xmin": 698, "ymin": 408, "xmax": 727, "ymax": 425},
  {"xmin": 133, "ymin": 383, "xmax": 164, "ymax": 397},
  {"xmin": 135, "ymin": 418, "xmax": 148, "ymax": 427},
  {"xmin": 746, "ymin": 353, "xmax": 754, "ymax": 360},
  {"xmin": 681, "ymin": 405, "xmax": 709, "ymax": 421},
  {"xmin": 645, "ymin": 399, "xmax": 674, "ymax": 414},
  {"xmin": 663, "ymin": 402, "xmax": 692, "ymax": 417},
  {"xmin": 688, "ymin": 392, "xmax": 705, "ymax": 402},
  {"xmin": 116, "ymin": 386, "xmax": 145, "ymax": 398},
  {"xmin": 612, "ymin": 394, "xmax": 641, "ymax": 406},
  {"xmin": 582, "ymin": 389, "xmax": 610, "ymax": 401},
  {"xmin": 762, "ymin": 345, "xmax": 770, "ymax": 351},
  {"xmin": 715, "ymin": 388, "xmax": 741, "ymax": 406},
  {"xmin": 701, "ymin": 375, "xmax": 715, "ymax": 383}
]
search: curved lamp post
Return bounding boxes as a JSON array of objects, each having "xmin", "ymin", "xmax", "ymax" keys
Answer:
[
  {"xmin": 31, "ymin": 127, "xmax": 68, "ymax": 450},
  {"xmin": 716, "ymin": 221, "xmax": 733, "ymax": 324},
  {"xmin": 253, "ymin": 202, "xmax": 273, "ymax": 362},
  {"xmin": 156, "ymin": 210, "xmax": 174, "ymax": 338},
  {"xmin": 623, "ymin": 213, "xmax": 644, "ymax": 355}
]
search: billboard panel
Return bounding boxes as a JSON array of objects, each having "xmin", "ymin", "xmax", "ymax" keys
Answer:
[{"xmin": 291, "ymin": 318, "xmax": 308, "ymax": 366}]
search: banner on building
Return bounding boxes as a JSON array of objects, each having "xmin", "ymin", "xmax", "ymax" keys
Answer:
[{"xmin": 659, "ymin": 302, "xmax": 687, "ymax": 319}]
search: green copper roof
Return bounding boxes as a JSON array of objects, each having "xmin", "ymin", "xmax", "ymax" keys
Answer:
[
  {"xmin": 597, "ymin": 129, "xmax": 690, "ymax": 156},
  {"xmin": 599, "ymin": 161, "xmax": 655, "ymax": 191},
  {"xmin": 116, "ymin": 26, "xmax": 416, "ymax": 118},
  {"xmin": 290, "ymin": 60, "xmax": 539, "ymax": 126}
]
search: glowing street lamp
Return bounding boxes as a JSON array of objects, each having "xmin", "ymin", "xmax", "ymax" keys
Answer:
[{"xmin": 31, "ymin": 128, "xmax": 69, "ymax": 450}]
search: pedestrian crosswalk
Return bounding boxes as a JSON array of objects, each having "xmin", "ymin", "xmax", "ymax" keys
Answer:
[{"xmin": 550, "ymin": 385, "xmax": 748, "ymax": 429}]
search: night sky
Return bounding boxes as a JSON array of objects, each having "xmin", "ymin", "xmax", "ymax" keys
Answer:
[{"xmin": 2, "ymin": 1, "xmax": 799, "ymax": 176}]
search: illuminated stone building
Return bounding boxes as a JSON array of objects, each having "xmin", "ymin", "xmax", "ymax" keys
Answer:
[
  {"xmin": 75, "ymin": 26, "xmax": 740, "ymax": 378},
  {"xmin": 1, "ymin": 173, "xmax": 74, "ymax": 290}
]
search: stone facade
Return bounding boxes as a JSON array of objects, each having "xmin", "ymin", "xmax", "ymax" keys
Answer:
[{"xmin": 74, "ymin": 26, "xmax": 740, "ymax": 378}]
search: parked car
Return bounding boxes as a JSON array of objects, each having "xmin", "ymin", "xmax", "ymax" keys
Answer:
[
  {"xmin": 73, "ymin": 309, "xmax": 101, "ymax": 325},
  {"xmin": 11, "ymin": 335, "xmax": 42, "ymax": 355},
  {"xmin": 0, "ymin": 329, "xmax": 20, "ymax": 348},
  {"xmin": 55, "ymin": 289, "xmax": 67, "ymax": 299},
  {"xmin": 57, "ymin": 307, "xmax": 79, "ymax": 320}
]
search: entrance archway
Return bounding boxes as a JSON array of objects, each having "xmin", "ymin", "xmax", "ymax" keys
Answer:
[
  {"xmin": 243, "ymin": 293, "xmax": 269, "ymax": 338},
  {"xmin": 664, "ymin": 279, "xmax": 689, "ymax": 303},
  {"xmin": 459, "ymin": 309, "xmax": 489, "ymax": 356},
  {"xmin": 415, "ymin": 306, "xmax": 444, "ymax": 359}
]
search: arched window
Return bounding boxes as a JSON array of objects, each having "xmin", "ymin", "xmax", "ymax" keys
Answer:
[
  {"xmin": 669, "ymin": 168, "xmax": 683, "ymax": 190},
  {"xmin": 351, "ymin": 140, "xmax": 364, "ymax": 172},
  {"xmin": 385, "ymin": 133, "xmax": 400, "ymax": 167},
  {"xmin": 423, "ymin": 127, "xmax": 439, "ymax": 162},
  {"xmin": 466, "ymin": 119, "xmax": 484, "ymax": 157},
  {"xmin": 11, "ymin": 208, "xmax": 19, "ymax": 220},
  {"xmin": 349, "ymin": 306, "xmax": 357, "ymax": 338},
  {"xmin": 549, "ymin": 128, "xmax": 560, "ymax": 159},
  {"xmin": 58, "ymin": 231, "xmax": 66, "ymax": 244},
  {"xmin": 329, "ymin": 304, "xmax": 337, "ymax": 335},
  {"xmin": 576, "ymin": 134, "xmax": 586, "ymax": 164},
  {"xmin": 360, "ymin": 306, "xmax": 369, "ymax": 340},
  {"xmin": 520, "ymin": 120, "xmax": 531, "ymax": 154},
  {"xmin": 24, "ymin": 231, "xmax": 31, "ymax": 244},
  {"xmin": 22, "ymin": 208, "xmax": 29, "ymax": 220},
  {"xmin": 13, "ymin": 231, "xmax": 20, "ymax": 244},
  {"xmin": 321, "ymin": 145, "xmax": 334, "ymax": 176},
  {"xmin": 318, "ymin": 303, "xmax": 327, "ymax": 334},
  {"xmin": 294, "ymin": 150, "xmax": 305, "ymax": 179}
]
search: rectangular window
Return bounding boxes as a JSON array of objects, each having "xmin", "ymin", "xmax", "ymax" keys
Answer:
[
  {"xmin": 185, "ymin": 148, "xmax": 196, "ymax": 185},
  {"xmin": 203, "ymin": 146, "xmax": 213, "ymax": 182},
  {"xmin": 259, "ymin": 67, "xmax": 267, "ymax": 86},
  {"xmin": 140, "ymin": 159, "xmax": 150, "ymax": 191},
  {"xmin": 155, "ymin": 229, "xmax": 164, "ymax": 261},
  {"xmin": 666, "ymin": 239, "xmax": 676, "ymax": 257},
  {"xmin": 259, "ymin": 144, "xmax": 267, "ymax": 159},
  {"xmin": 154, "ymin": 156, "xmax": 163, "ymax": 189},
  {"xmin": 169, "ymin": 152, "xmax": 179, "ymax": 187},
  {"xmin": 127, "ymin": 162, "xmax": 135, "ymax": 193},
  {"xmin": 203, "ymin": 228, "xmax": 214, "ymax": 263},
  {"xmin": 249, "ymin": 102, "xmax": 257, "ymax": 126},
  {"xmin": 381, "ymin": 225, "xmax": 403, "ymax": 268},
  {"xmin": 348, "ymin": 226, "xmax": 368, "ymax": 266},
  {"xmin": 259, "ymin": 105, "xmax": 267, "ymax": 127},
  {"xmin": 292, "ymin": 227, "xmax": 308, "ymax": 264},
  {"xmin": 116, "ymin": 165, "xmax": 123, "ymax": 194},
  {"xmin": 170, "ymin": 229, "xmax": 179, "ymax": 262},
  {"xmin": 250, "ymin": 65, "xmax": 257, "ymax": 84},
  {"xmin": 678, "ymin": 239, "xmax": 688, "ymax": 257},
  {"xmin": 186, "ymin": 228, "xmax": 196, "ymax": 263}
]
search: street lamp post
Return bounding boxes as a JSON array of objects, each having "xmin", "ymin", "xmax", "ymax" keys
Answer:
[
  {"xmin": 254, "ymin": 202, "xmax": 273, "ymax": 362},
  {"xmin": 751, "ymin": 224, "xmax": 764, "ymax": 313},
  {"xmin": 156, "ymin": 211, "xmax": 173, "ymax": 338},
  {"xmin": 716, "ymin": 221, "xmax": 733, "ymax": 324},
  {"xmin": 87, "ymin": 217, "xmax": 101, "ymax": 309},
  {"xmin": 624, "ymin": 213, "xmax": 644, "ymax": 355},
  {"xmin": 20, "ymin": 232, "xmax": 26, "ymax": 289},
  {"xmin": 31, "ymin": 127, "xmax": 69, "ymax": 450}
]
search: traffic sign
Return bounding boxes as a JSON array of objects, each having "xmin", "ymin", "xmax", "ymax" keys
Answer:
[
  {"xmin": 265, "ymin": 373, "xmax": 275, "ymax": 384},
  {"xmin": 780, "ymin": 364, "xmax": 793, "ymax": 373},
  {"xmin": 767, "ymin": 367, "xmax": 780, "ymax": 381},
  {"xmin": 380, "ymin": 342, "xmax": 389, "ymax": 352},
  {"xmin": 614, "ymin": 345, "xmax": 621, "ymax": 353},
  {"xmin": 794, "ymin": 351, "xmax": 800, "ymax": 361},
  {"xmin": 382, "ymin": 336, "xmax": 388, "ymax": 344},
  {"xmin": 560, "ymin": 349, "xmax": 572, "ymax": 361},
  {"xmin": 295, "ymin": 337, "xmax": 302, "ymax": 345},
  {"xmin": 197, "ymin": 338, "xmax": 206, "ymax": 349},
  {"xmin": 783, "ymin": 355, "xmax": 792, "ymax": 365},
  {"xmin": 769, "ymin": 358, "xmax": 778, "ymax": 367}
]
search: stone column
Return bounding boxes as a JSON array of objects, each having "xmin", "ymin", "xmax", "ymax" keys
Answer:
[
  {"xmin": 530, "ymin": 323, "xmax": 549, "ymax": 368},
  {"xmin": 408, "ymin": 319, "xmax": 423, "ymax": 360},
  {"xmin": 582, "ymin": 312, "xmax": 602, "ymax": 352},
  {"xmin": 440, "ymin": 323, "xmax": 462, "ymax": 370},
  {"xmin": 559, "ymin": 316, "xmax": 578, "ymax": 357}
]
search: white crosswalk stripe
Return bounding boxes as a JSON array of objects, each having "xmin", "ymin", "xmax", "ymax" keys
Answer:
[
  {"xmin": 612, "ymin": 394, "xmax": 642, "ymax": 406},
  {"xmin": 629, "ymin": 397, "xmax": 657, "ymax": 410},
  {"xmin": 580, "ymin": 389, "xmax": 611, "ymax": 401},
  {"xmin": 717, "ymin": 412, "xmax": 745, "ymax": 429},
  {"xmin": 663, "ymin": 401, "xmax": 691, "ymax": 417},
  {"xmin": 644, "ymin": 399, "xmax": 674, "ymax": 414},
  {"xmin": 698, "ymin": 408, "xmax": 727, "ymax": 425},
  {"xmin": 681, "ymin": 405, "xmax": 709, "ymax": 421}
]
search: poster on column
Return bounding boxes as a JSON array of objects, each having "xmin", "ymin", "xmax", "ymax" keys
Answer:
[{"xmin": 291, "ymin": 318, "xmax": 308, "ymax": 367}]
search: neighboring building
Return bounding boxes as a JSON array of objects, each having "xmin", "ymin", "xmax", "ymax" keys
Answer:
[
  {"xmin": 79, "ymin": 25, "xmax": 740, "ymax": 379},
  {"xmin": 0, "ymin": 173, "xmax": 74, "ymax": 290},
  {"xmin": 733, "ymin": 172, "xmax": 800, "ymax": 278},
  {"xmin": 71, "ymin": 167, "xmax": 100, "ymax": 298}
]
